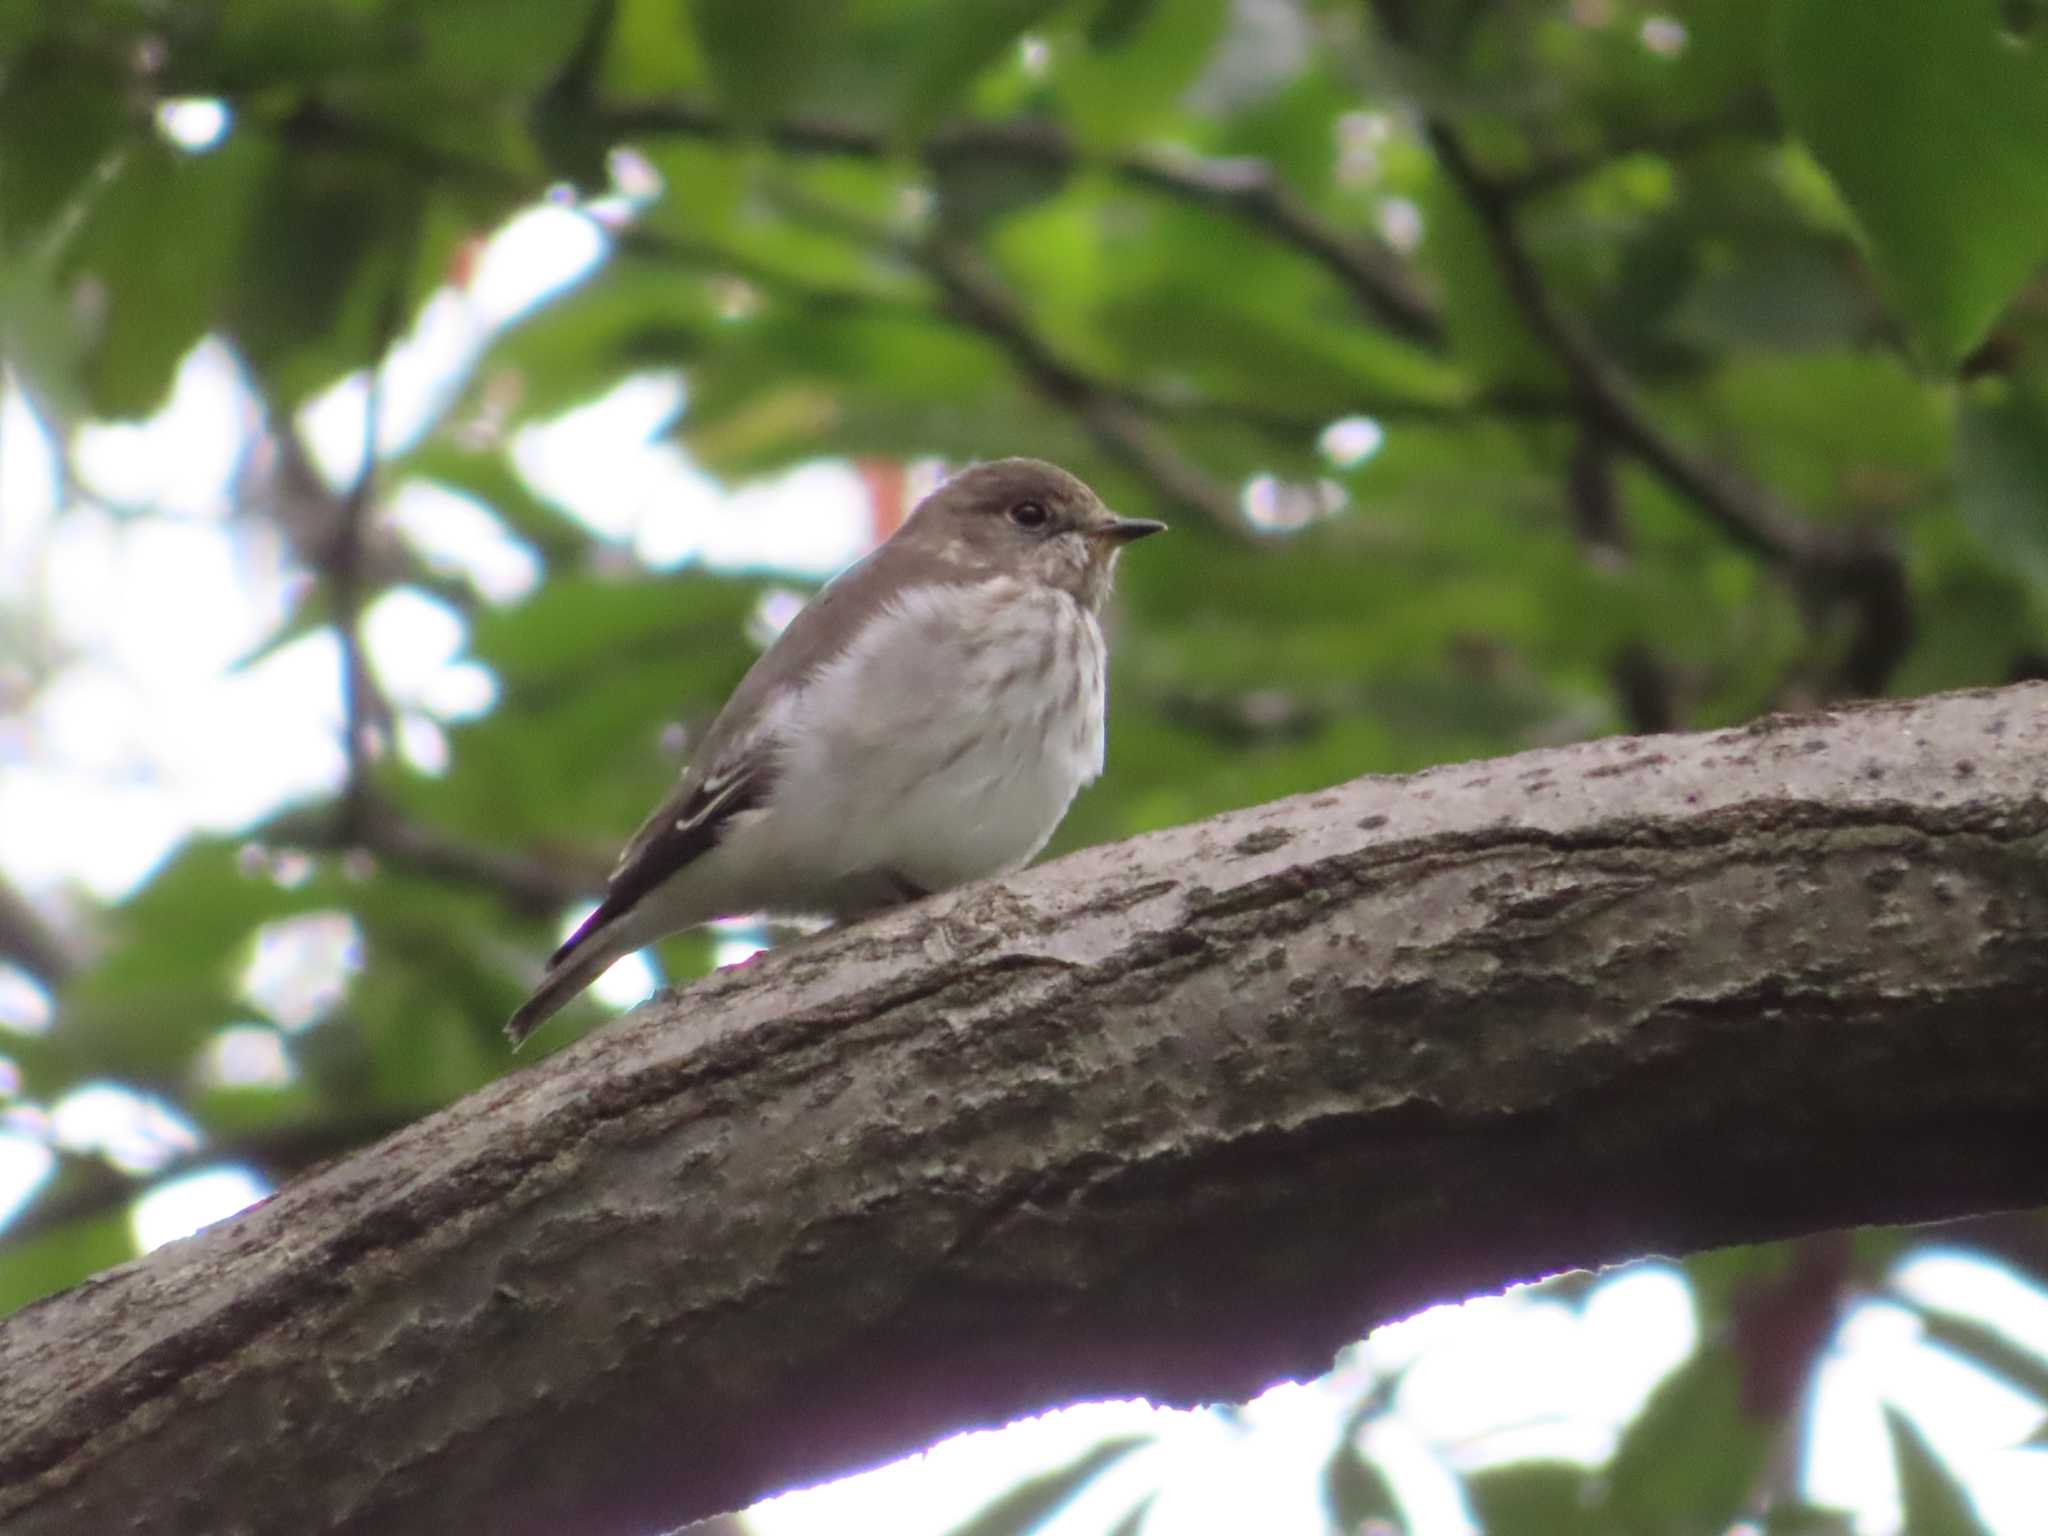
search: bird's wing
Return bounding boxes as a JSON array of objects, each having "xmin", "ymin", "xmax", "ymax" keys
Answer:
[
  {"xmin": 548, "ymin": 743, "xmax": 770, "ymax": 967},
  {"xmin": 548, "ymin": 537, "xmax": 976, "ymax": 969}
]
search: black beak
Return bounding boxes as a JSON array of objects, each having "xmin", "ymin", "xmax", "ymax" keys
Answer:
[{"xmin": 1097, "ymin": 516, "xmax": 1168, "ymax": 543}]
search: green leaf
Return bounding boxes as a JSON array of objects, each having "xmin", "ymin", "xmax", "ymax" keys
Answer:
[
  {"xmin": 67, "ymin": 137, "xmax": 262, "ymax": 417},
  {"xmin": 1057, "ymin": 0, "xmax": 1229, "ymax": 145},
  {"xmin": 0, "ymin": 1209, "xmax": 136, "ymax": 1316},
  {"xmin": 1463, "ymin": 1462, "xmax": 1606, "ymax": 1536},
  {"xmin": 1774, "ymin": 0, "xmax": 2048, "ymax": 364},
  {"xmin": 228, "ymin": 136, "xmax": 427, "ymax": 405},
  {"xmin": 1323, "ymin": 1440, "xmax": 1404, "ymax": 1533},
  {"xmin": 1601, "ymin": 1345, "xmax": 1775, "ymax": 1534},
  {"xmin": 1761, "ymin": 1505, "xmax": 1856, "ymax": 1535},
  {"xmin": 935, "ymin": 1435, "xmax": 1152, "ymax": 1536},
  {"xmin": 55, "ymin": 840, "xmax": 352, "ymax": 1082},
  {"xmin": 1956, "ymin": 374, "xmax": 2048, "ymax": 600},
  {"xmin": 0, "ymin": 41, "xmax": 126, "ymax": 244},
  {"xmin": 601, "ymin": 0, "xmax": 709, "ymax": 94},
  {"xmin": 1910, "ymin": 1300, "xmax": 2048, "ymax": 1408},
  {"xmin": 901, "ymin": 0, "xmax": 1067, "ymax": 135},
  {"xmin": 691, "ymin": 0, "xmax": 843, "ymax": 124},
  {"xmin": 1885, "ymin": 1406, "xmax": 1995, "ymax": 1536}
]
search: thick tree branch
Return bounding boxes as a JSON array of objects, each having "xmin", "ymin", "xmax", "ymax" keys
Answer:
[{"xmin": 7, "ymin": 685, "xmax": 2048, "ymax": 1536}]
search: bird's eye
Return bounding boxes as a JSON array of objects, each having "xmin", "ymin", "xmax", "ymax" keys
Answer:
[{"xmin": 1008, "ymin": 500, "xmax": 1050, "ymax": 529}]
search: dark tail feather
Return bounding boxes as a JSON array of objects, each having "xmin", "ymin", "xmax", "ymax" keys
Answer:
[{"xmin": 506, "ymin": 933, "xmax": 622, "ymax": 1050}]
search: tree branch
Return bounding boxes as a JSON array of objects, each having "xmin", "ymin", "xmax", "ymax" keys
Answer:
[
  {"xmin": 1421, "ymin": 119, "xmax": 1914, "ymax": 696},
  {"xmin": 1496, "ymin": 97, "xmax": 1780, "ymax": 203},
  {"xmin": 916, "ymin": 235, "xmax": 1246, "ymax": 527},
  {"xmin": 7, "ymin": 684, "xmax": 2048, "ymax": 1536},
  {"xmin": 264, "ymin": 800, "xmax": 602, "ymax": 918},
  {"xmin": 0, "ymin": 878, "xmax": 77, "ymax": 992},
  {"xmin": 595, "ymin": 100, "xmax": 1442, "ymax": 344}
]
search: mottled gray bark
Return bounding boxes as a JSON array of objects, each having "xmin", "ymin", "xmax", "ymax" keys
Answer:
[{"xmin": 5, "ymin": 684, "xmax": 2048, "ymax": 1536}]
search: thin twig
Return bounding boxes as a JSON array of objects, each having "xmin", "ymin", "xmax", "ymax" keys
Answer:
[
  {"xmin": 1422, "ymin": 120, "xmax": 1913, "ymax": 694},
  {"xmin": 1426, "ymin": 122, "xmax": 1806, "ymax": 565},
  {"xmin": 0, "ymin": 879, "xmax": 76, "ymax": 991},
  {"xmin": 328, "ymin": 257, "xmax": 417, "ymax": 842},
  {"xmin": 595, "ymin": 99, "xmax": 1442, "ymax": 344},
  {"xmin": 265, "ymin": 803, "xmax": 602, "ymax": 917},
  {"xmin": 916, "ymin": 235, "xmax": 1245, "ymax": 528},
  {"xmin": 1497, "ymin": 96, "xmax": 1780, "ymax": 203}
]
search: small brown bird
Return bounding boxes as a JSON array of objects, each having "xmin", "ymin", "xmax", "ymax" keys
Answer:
[{"xmin": 506, "ymin": 458, "xmax": 1164, "ymax": 1045}]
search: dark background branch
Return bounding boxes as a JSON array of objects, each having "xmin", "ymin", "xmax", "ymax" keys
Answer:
[
  {"xmin": 0, "ymin": 878, "xmax": 77, "ymax": 992},
  {"xmin": 596, "ymin": 100, "xmax": 1441, "ymax": 343},
  {"xmin": 1420, "ymin": 116, "xmax": 1914, "ymax": 698}
]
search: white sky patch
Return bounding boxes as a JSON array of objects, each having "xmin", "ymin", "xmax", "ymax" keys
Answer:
[
  {"xmin": 749, "ymin": 1401, "xmax": 1169, "ymax": 1536},
  {"xmin": 395, "ymin": 711, "xmax": 451, "ymax": 775},
  {"xmin": 0, "ymin": 1134, "xmax": 54, "ymax": 1229},
  {"xmin": 515, "ymin": 380, "xmax": 871, "ymax": 578},
  {"xmin": 1896, "ymin": 1249, "xmax": 2048, "ymax": 1365},
  {"xmin": 468, "ymin": 204, "xmax": 611, "ymax": 331},
  {"xmin": 361, "ymin": 586, "xmax": 497, "ymax": 720},
  {"xmin": 196, "ymin": 1024, "xmax": 296, "ymax": 1090},
  {"xmin": 1367, "ymin": 1265, "xmax": 1698, "ymax": 1487},
  {"xmin": 0, "ymin": 963, "xmax": 55, "ymax": 1036},
  {"xmin": 746, "ymin": 587, "xmax": 810, "ymax": 649},
  {"xmin": 300, "ymin": 298, "xmax": 489, "ymax": 491},
  {"xmin": 591, "ymin": 951, "xmax": 659, "ymax": 1010},
  {"xmin": 241, "ymin": 911, "xmax": 363, "ymax": 1032},
  {"xmin": 711, "ymin": 920, "xmax": 770, "ymax": 969},
  {"xmin": 154, "ymin": 98, "xmax": 232, "ymax": 153},
  {"xmin": 0, "ymin": 381, "xmax": 61, "ymax": 593},
  {"xmin": 386, "ymin": 479, "xmax": 542, "ymax": 604},
  {"xmin": 1240, "ymin": 473, "xmax": 1346, "ymax": 534},
  {"xmin": 752, "ymin": 1278, "xmax": 1692, "ymax": 1536},
  {"xmin": 72, "ymin": 340, "xmax": 255, "ymax": 517},
  {"xmin": 1803, "ymin": 1290, "xmax": 2048, "ymax": 1535},
  {"xmin": 50, "ymin": 1082, "xmax": 202, "ymax": 1175},
  {"xmin": 1640, "ymin": 15, "xmax": 1688, "ymax": 56},
  {"xmin": 132, "ymin": 1164, "xmax": 270, "ymax": 1252},
  {"xmin": 1319, "ymin": 415, "xmax": 1385, "ymax": 469},
  {"xmin": 0, "ymin": 767, "xmax": 216, "ymax": 899},
  {"xmin": 552, "ymin": 904, "xmax": 660, "ymax": 1012},
  {"xmin": 44, "ymin": 506, "xmax": 296, "ymax": 677},
  {"xmin": 700, "ymin": 460, "xmax": 872, "ymax": 577},
  {"xmin": 513, "ymin": 372, "xmax": 695, "ymax": 544}
]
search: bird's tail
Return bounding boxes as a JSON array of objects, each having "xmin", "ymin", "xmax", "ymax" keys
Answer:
[{"xmin": 506, "ymin": 917, "xmax": 632, "ymax": 1050}]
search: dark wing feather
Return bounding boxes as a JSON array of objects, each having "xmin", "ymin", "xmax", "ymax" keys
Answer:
[{"xmin": 548, "ymin": 754, "xmax": 767, "ymax": 965}]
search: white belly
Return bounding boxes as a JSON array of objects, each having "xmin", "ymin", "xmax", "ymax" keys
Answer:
[{"xmin": 721, "ymin": 577, "xmax": 1107, "ymax": 916}]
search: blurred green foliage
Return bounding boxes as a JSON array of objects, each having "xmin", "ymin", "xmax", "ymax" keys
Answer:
[{"xmin": 5, "ymin": 0, "xmax": 2048, "ymax": 1531}]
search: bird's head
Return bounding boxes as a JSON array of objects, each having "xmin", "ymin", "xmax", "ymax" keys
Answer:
[{"xmin": 903, "ymin": 458, "xmax": 1166, "ymax": 610}]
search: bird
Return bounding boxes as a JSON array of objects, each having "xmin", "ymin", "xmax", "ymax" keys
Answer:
[{"xmin": 505, "ymin": 458, "xmax": 1166, "ymax": 1046}]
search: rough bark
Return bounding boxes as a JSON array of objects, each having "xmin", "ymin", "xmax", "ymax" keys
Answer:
[{"xmin": 6, "ymin": 685, "xmax": 2048, "ymax": 1536}]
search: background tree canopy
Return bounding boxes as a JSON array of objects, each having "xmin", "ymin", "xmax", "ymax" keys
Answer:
[{"xmin": 4, "ymin": 1, "xmax": 2048, "ymax": 1532}]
